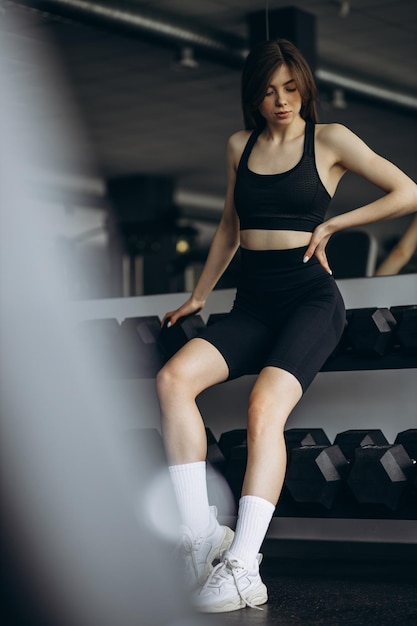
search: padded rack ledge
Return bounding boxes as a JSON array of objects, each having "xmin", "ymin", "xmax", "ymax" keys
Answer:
[
  {"xmin": 220, "ymin": 516, "xmax": 417, "ymax": 544},
  {"xmin": 320, "ymin": 352, "xmax": 417, "ymax": 372}
]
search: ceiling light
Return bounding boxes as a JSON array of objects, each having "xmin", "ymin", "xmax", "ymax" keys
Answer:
[
  {"xmin": 332, "ymin": 88, "xmax": 347, "ymax": 109},
  {"xmin": 174, "ymin": 46, "xmax": 199, "ymax": 70},
  {"xmin": 176, "ymin": 239, "xmax": 190, "ymax": 254},
  {"xmin": 333, "ymin": 1, "xmax": 350, "ymax": 18}
]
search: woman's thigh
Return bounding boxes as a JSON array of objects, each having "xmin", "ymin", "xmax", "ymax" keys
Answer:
[
  {"xmin": 266, "ymin": 279, "xmax": 346, "ymax": 392},
  {"xmin": 197, "ymin": 308, "xmax": 273, "ymax": 380},
  {"xmin": 157, "ymin": 337, "xmax": 230, "ymax": 397}
]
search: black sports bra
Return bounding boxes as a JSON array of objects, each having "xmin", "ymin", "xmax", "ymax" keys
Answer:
[{"xmin": 233, "ymin": 122, "xmax": 331, "ymax": 232}]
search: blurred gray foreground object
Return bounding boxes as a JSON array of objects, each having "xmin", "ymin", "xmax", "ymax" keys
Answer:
[{"xmin": 0, "ymin": 7, "xmax": 230, "ymax": 626}]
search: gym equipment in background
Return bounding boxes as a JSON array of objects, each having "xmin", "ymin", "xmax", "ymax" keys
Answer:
[{"xmin": 157, "ymin": 314, "xmax": 206, "ymax": 360}]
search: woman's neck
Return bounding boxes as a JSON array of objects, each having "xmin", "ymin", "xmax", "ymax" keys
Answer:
[{"xmin": 262, "ymin": 117, "xmax": 306, "ymax": 143}]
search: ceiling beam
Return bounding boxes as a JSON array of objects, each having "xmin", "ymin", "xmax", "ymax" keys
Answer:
[{"xmin": 10, "ymin": 0, "xmax": 417, "ymax": 111}]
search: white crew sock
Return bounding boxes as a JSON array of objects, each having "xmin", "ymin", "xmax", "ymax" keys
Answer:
[
  {"xmin": 228, "ymin": 495, "xmax": 275, "ymax": 568},
  {"xmin": 168, "ymin": 461, "xmax": 211, "ymax": 535}
]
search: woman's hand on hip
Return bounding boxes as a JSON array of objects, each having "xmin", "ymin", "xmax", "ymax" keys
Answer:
[{"xmin": 303, "ymin": 223, "xmax": 334, "ymax": 275}]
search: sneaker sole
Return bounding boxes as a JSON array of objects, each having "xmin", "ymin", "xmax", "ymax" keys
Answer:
[{"xmin": 195, "ymin": 585, "xmax": 268, "ymax": 613}]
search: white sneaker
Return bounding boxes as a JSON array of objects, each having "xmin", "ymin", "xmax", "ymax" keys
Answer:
[
  {"xmin": 193, "ymin": 551, "xmax": 268, "ymax": 613},
  {"xmin": 177, "ymin": 506, "xmax": 234, "ymax": 590}
]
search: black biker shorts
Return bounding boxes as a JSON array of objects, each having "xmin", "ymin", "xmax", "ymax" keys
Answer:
[{"xmin": 198, "ymin": 246, "xmax": 346, "ymax": 393}]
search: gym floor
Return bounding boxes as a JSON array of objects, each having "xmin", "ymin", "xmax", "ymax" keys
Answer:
[{"xmin": 194, "ymin": 542, "xmax": 417, "ymax": 626}]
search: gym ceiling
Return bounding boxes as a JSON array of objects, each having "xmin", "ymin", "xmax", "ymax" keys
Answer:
[{"xmin": 4, "ymin": 0, "xmax": 417, "ymax": 221}]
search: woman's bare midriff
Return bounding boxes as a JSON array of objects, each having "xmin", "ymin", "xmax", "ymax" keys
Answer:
[{"xmin": 240, "ymin": 229, "xmax": 312, "ymax": 250}]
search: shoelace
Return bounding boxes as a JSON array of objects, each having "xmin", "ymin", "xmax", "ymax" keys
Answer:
[{"xmin": 202, "ymin": 557, "xmax": 263, "ymax": 611}]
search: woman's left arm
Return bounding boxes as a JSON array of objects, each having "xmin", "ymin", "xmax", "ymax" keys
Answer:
[{"xmin": 304, "ymin": 123, "xmax": 417, "ymax": 271}]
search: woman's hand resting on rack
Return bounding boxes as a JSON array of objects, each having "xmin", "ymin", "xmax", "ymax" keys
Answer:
[{"xmin": 162, "ymin": 296, "xmax": 206, "ymax": 328}]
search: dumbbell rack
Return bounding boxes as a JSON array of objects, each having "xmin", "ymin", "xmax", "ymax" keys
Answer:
[
  {"xmin": 213, "ymin": 310, "xmax": 417, "ymax": 546},
  {"xmin": 218, "ymin": 345, "xmax": 417, "ymax": 546},
  {"xmin": 210, "ymin": 307, "xmax": 417, "ymax": 546},
  {"xmin": 73, "ymin": 274, "xmax": 417, "ymax": 548},
  {"xmin": 218, "ymin": 353, "xmax": 417, "ymax": 546},
  {"xmin": 311, "ymin": 343, "xmax": 416, "ymax": 544}
]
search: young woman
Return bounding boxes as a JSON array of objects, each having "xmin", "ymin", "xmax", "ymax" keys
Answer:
[{"xmin": 156, "ymin": 39, "xmax": 417, "ymax": 613}]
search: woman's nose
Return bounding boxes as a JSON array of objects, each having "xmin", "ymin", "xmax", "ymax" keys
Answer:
[{"xmin": 275, "ymin": 91, "xmax": 286, "ymax": 105}]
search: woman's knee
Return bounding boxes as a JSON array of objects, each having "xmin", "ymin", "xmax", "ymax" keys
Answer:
[
  {"xmin": 156, "ymin": 339, "xmax": 229, "ymax": 402},
  {"xmin": 247, "ymin": 368, "xmax": 303, "ymax": 439},
  {"xmin": 156, "ymin": 358, "xmax": 193, "ymax": 400},
  {"xmin": 246, "ymin": 389, "xmax": 289, "ymax": 441}
]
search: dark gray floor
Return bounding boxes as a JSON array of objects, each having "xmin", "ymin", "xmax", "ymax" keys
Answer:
[
  {"xmin": 3, "ymin": 533, "xmax": 416, "ymax": 625},
  {"xmin": 194, "ymin": 545, "xmax": 417, "ymax": 626}
]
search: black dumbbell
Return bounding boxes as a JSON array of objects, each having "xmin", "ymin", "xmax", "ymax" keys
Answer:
[
  {"xmin": 218, "ymin": 430, "xmax": 248, "ymax": 504},
  {"xmin": 205, "ymin": 428, "xmax": 235, "ymax": 516},
  {"xmin": 158, "ymin": 314, "xmax": 206, "ymax": 360},
  {"xmin": 218, "ymin": 429, "xmax": 247, "ymax": 459},
  {"xmin": 334, "ymin": 429, "xmax": 389, "ymax": 461},
  {"xmin": 120, "ymin": 316, "xmax": 165, "ymax": 377},
  {"xmin": 285, "ymin": 444, "xmax": 349, "ymax": 510},
  {"xmin": 206, "ymin": 427, "xmax": 226, "ymax": 474},
  {"xmin": 390, "ymin": 305, "xmax": 417, "ymax": 354},
  {"xmin": 346, "ymin": 444, "xmax": 414, "ymax": 510},
  {"xmin": 284, "ymin": 428, "xmax": 331, "ymax": 455},
  {"xmin": 395, "ymin": 430, "xmax": 417, "ymax": 495},
  {"xmin": 279, "ymin": 429, "xmax": 331, "ymax": 513},
  {"xmin": 221, "ymin": 428, "xmax": 334, "ymax": 506},
  {"xmin": 346, "ymin": 307, "xmax": 397, "ymax": 357},
  {"xmin": 394, "ymin": 429, "xmax": 417, "ymax": 462},
  {"xmin": 207, "ymin": 313, "xmax": 229, "ymax": 326}
]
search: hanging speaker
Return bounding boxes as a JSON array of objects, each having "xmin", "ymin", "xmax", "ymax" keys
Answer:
[
  {"xmin": 107, "ymin": 174, "xmax": 177, "ymax": 223},
  {"xmin": 246, "ymin": 7, "xmax": 317, "ymax": 74}
]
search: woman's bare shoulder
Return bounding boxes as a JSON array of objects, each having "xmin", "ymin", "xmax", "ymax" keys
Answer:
[
  {"xmin": 315, "ymin": 123, "xmax": 369, "ymax": 163},
  {"xmin": 227, "ymin": 129, "xmax": 253, "ymax": 168},
  {"xmin": 228, "ymin": 129, "xmax": 253, "ymax": 149},
  {"xmin": 315, "ymin": 122, "xmax": 352, "ymax": 145}
]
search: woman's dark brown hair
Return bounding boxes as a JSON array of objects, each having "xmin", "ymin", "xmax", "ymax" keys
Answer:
[{"xmin": 241, "ymin": 39, "xmax": 319, "ymax": 129}]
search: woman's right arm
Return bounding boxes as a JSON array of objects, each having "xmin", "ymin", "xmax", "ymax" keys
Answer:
[
  {"xmin": 162, "ymin": 134, "xmax": 242, "ymax": 327},
  {"xmin": 374, "ymin": 213, "xmax": 417, "ymax": 276}
]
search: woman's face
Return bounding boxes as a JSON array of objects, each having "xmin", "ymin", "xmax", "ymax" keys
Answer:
[{"xmin": 258, "ymin": 63, "xmax": 303, "ymax": 126}]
